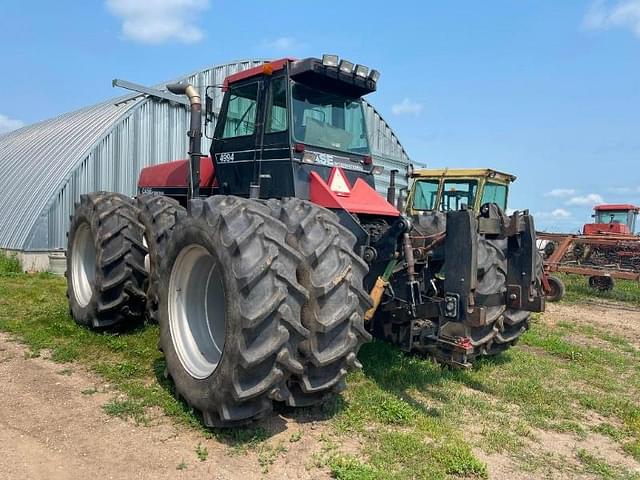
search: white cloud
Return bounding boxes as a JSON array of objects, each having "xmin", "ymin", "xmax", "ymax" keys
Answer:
[
  {"xmin": 566, "ymin": 193, "xmax": 604, "ymax": 206},
  {"xmin": 535, "ymin": 209, "xmax": 572, "ymax": 219},
  {"xmin": 262, "ymin": 36, "xmax": 303, "ymax": 51},
  {"xmin": 0, "ymin": 114, "xmax": 25, "ymax": 134},
  {"xmin": 106, "ymin": 0, "xmax": 209, "ymax": 44},
  {"xmin": 583, "ymin": 0, "xmax": 640, "ymax": 38},
  {"xmin": 392, "ymin": 98, "xmax": 423, "ymax": 116},
  {"xmin": 544, "ymin": 188, "xmax": 576, "ymax": 198}
]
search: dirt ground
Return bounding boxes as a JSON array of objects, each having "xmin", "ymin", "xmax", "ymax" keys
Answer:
[
  {"xmin": 1, "ymin": 300, "xmax": 639, "ymax": 479},
  {"xmin": 0, "ymin": 332, "xmax": 333, "ymax": 480},
  {"xmin": 476, "ymin": 301, "xmax": 640, "ymax": 480},
  {"xmin": 545, "ymin": 300, "xmax": 640, "ymax": 349}
]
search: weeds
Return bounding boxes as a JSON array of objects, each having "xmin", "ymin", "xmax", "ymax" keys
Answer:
[
  {"xmin": 195, "ymin": 443, "xmax": 208, "ymax": 462},
  {"xmin": 0, "ymin": 251, "xmax": 21, "ymax": 274}
]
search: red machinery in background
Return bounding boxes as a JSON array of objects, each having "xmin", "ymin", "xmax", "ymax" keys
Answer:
[
  {"xmin": 539, "ymin": 204, "xmax": 640, "ymax": 297},
  {"xmin": 583, "ymin": 204, "xmax": 639, "ymax": 235}
]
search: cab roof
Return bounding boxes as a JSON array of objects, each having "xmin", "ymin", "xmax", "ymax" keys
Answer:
[
  {"xmin": 223, "ymin": 58, "xmax": 293, "ymax": 90},
  {"xmin": 411, "ymin": 168, "xmax": 517, "ymax": 184},
  {"xmin": 594, "ymin": 204, "xmax": 639, "ymax": 212}
]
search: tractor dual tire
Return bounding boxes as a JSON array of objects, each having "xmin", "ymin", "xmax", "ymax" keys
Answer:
[
  {"xmin": 136, "ymin": 194, "xmax": 187, "ymax": 323},
  {"xmin": 155, "ymin": 196, "xmax": 308, "ymax": 427},
  {"xmin": 66, "ymin": 192, "xmax": 147, "ymax": 330},
  {"xmin": 264, "ymin": 198, "xmax": 372, "ymax": 407}
]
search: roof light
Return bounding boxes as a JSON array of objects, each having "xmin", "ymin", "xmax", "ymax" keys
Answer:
[
  {"xmin": 368, "ymin": 69, "xmax": 381, "ymax": 83},
  {"xmin": 339, "ymin": 59, "xmax": 354, "ymax": 74},
  {"xmin": 354, "ymin": 64, "xmax": 369, "ymax": 78},
  {"xmin": 322, "ymin": 54, "xmax": 339, "ymax": 67}
]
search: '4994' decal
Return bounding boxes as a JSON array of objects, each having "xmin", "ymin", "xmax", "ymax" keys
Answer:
[{"xmin": 218, "ymin": 152, "xmax": 235, "ymax": 163}]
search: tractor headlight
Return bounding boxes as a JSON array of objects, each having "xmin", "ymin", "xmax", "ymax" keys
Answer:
[
  {"xmin": 354, "ymin": 64, "xmax": 369, "ymax": 78},
  {"xmin": 371, "ymin": 165, "xmax": 384, "ymax": 175},
  {"xmin": 302, "ymin": 152, "xmax": 317, "ymax": 164},
  {"xmin": 322, "ymin": 54, "xmax": 339, "ymax": 67},
  {"xmin": 368, "ymin": 69, "xmax": 381, "ymax": 83},
  {"xmin": 339, "ymin": 59, "xmax": 355, "ymax": 74}
]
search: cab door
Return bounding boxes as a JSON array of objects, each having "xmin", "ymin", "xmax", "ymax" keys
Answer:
[{"xmin": 211, "ymin": 79, "xmax": 264, "ymax": 196}]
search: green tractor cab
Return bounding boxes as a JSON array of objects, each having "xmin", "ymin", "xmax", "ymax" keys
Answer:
[{"xmin": 407, "ymin": 168, "xmax": 516, "ymax": 215}]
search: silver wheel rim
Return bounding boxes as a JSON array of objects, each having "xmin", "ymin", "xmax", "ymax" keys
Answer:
[
  {"xmin": 71, "ymin": 223, "xmax": 96, "ymax": 308},
  {"xmin": 143, "ymin": 235, "xmax": 150, "ymax": 272},
  {"xmin": 168, "ymin": 244, "xmax": 226, "ymax": 379}
]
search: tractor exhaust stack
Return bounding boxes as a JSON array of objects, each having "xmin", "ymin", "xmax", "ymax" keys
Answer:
[{"xmin": 166, "ymin": 83, "xmax": 202, "ymax": 202}]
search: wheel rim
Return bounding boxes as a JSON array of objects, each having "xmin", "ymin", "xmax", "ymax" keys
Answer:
[
  {"xmin": 168, "ymin": 244, "xmax": 226, "ymax": 379},
  {"xmin": 71, "ymin": 223, "xmax": 96, "ymax": 308},
  {"xmin": 143, "ymin": 235, "xmax": 150, "ymax": 272}
]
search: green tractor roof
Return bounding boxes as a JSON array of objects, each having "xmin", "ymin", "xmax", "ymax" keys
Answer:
[{"xmin": 411, "ymin": 168, "xmax": 517, "ymax": 184}]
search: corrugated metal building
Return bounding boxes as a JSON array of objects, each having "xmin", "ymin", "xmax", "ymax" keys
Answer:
[{"xmin": 0, "ymin": 59, "xmax": 411, "ymax": 253}]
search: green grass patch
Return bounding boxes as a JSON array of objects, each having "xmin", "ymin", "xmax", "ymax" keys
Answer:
[
  {"xmin": 0, "ymin": 251, "xmax": 21, "ymax": 274},
  {"xmin": 576, "ymin": 449, "xmax": 640, "ymax": 479},
  {"xmin": 557, "ymin": 272, "xmax": 640, "ymax": 306},
  {"xmin": 195, "ymin": 442, "xmax": 208, "ymax": 461},
  {"xmin": 103, "ymin": 398, "xmax": 147, "ymax": 423}
]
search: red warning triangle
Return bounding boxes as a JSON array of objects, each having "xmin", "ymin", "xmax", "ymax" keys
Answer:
[{"xmin": 328, "ymin": 168, "xmax": 351, "ymax": 196}]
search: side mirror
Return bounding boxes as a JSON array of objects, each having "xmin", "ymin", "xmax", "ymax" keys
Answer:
[
  {"xmin": 204, "ymin": 86, "xmax": 216, "ymax": 124},
  {"xmin": 204, "ymin": 85, "xmax": 219, "ymax": 139}
]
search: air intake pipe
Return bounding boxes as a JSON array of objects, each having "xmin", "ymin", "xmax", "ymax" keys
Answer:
[
  {"xmin": 167, "ymin": 83, "xmax": 202, "ymax": 200},
  {"xmin": 387, "ymin": 169, "xmax": 398, "ymax": 206}
]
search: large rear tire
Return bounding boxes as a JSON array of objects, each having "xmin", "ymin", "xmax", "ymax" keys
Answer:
[
  {"xmin": 136, "ymin": 194, "xmax": 186, "ymax": 323},
  {"xmin": 264, "ymin": 198, "xmax": 372, "ymax": 407},
  {"xmin": 66, "ymin": 192, "xmax": 147, "ymax": 330},
  {"xmin": 155, "ymin": 196, "xmax": 308, "ymax": 426}
]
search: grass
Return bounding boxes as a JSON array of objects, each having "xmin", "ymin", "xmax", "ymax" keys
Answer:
[
  {"xmin": 0, "ymin": 268, "xmax": 639, "ymax": 478},
  {"xmin": 195, "ymin": 442, "xmax": 208, "ymax": 462},
  {"xmin": 557, "ymin": 272, "xmax": 640, "ymax": 306},
  {"xmin": 0, "ymin": 251, "xmax": 21, "ymax": 274}
]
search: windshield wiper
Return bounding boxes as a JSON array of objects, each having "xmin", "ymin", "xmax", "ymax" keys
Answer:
[{"xmin": 235, "ymin": 104, "xmax": 255, "ymax": 133}]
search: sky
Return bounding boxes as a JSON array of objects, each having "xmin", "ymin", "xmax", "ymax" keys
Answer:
[{"xmin": 1, "ymin": 0, "xmax": 639, "ymax": 232}]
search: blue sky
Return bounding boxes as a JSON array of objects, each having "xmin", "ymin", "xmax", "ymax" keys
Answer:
[{"xmin": 1, "ymin": 0, "xmax": 639, "ymax": 231}]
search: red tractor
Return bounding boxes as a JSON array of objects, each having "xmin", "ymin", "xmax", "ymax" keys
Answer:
[
  {"xmin": 539, "ymin": 204, "xmax": 640, "ymax": 295},
  {"xmin": 66, "ymin": 56, "xmax": 544, "ymax": 427},
  {"xmin": 583, "ymin": 204, "xmax": 639, "ymax": 236}
]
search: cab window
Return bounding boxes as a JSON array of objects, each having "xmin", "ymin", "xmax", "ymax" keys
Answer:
[
  {"xmin": 481, "ymin": 182, "xmax": 508, "ymax": 210},
  {"xmin": 266, "ymin": 77, "xmax": 287, "ymax": 133},
  {"xmin": 412, "ymin": 181, "xmax": 439, "ymax": 210},
  {"xmin": 222, "ymin": 82, "xmax": 259, "ymax": 138},
  {"xmin": 441, "ymin": 180, "xmax": 477, "ymax": 211},
  {"xmin": 595, "ymin": 211, "xmax": 629, "ymax": 224}
]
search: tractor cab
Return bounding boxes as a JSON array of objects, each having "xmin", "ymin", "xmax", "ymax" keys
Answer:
[
  {"xmin": 406, "ymin": 168, "xmax": 516, "ymax": 215},
  {"xmin": 209, "ymin": 56, "xmax": 385, "ymax": 202},
  {"xmin": 139, "ymin": 55, "xmax": 396, "ymax": 217},
  {"xmin": 584, "ymin": 204, "xmax": 639, "ymax": 235}
]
